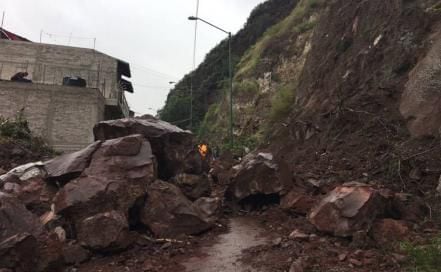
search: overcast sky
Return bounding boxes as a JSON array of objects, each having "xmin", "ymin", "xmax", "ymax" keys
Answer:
[{"xmin": 1, "ymin": 0, "xmax": 265, "ymax": 115}]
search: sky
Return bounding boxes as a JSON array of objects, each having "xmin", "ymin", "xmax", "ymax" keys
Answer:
[{"xmin": 1, "ymin": 0, "xmax": 265, "ymax": 115}]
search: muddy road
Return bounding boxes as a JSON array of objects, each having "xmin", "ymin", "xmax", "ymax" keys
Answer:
[{"xmin": 180, "ymin": 217, "xmax": 271, "ymax": 272}]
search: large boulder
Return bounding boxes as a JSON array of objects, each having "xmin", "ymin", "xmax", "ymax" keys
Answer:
[
  {"xmin": 0, "ymin": 193, "xmax": 50, "ymax": 271},
  {"xmin": 171, "ymin": 173, "xmax": 211, "ymax": 200},
  {"xmin": 77, "ymin": 210, "xmax": 131, "ymax": 252},
  {"xmin": 93, "ymin": 116, "xmax": 196, "ymax": 180},
  {"xmin": 308, "ymin": 183, "xmax": 385, "ymax": 237},
  {"xmin": 2, "ymin": 178, "xmax": 57, "ymax": 216},
  {"xmin": 0, "ymin": 233, "xmax": 39, "ymax": 271},
  {"xmin": 44, "ymin": 141, "xmax": 102, "ymax": 183},
  {"xmin": 140, "ymin": 180, "xmax": 212, "ymax": 237},
  {"xmin": 193, "ymin": 197, "xmax": 222, "ymax": 223},
  {"xmin": 53, "ymin": 135, "xmax": 156, "ymax": 232},
  {"xmin": 0, "ymin": 162, "xmax": 46, "ymax": 186},
  {"xmin": 0, "ymin": 193, "xmax": 43, "ymax": 241},
  {"xmin": 225, "ymin": 153, "xmax": 289, "ymax": 204}
]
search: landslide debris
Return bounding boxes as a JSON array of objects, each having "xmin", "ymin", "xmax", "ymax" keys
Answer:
[{"xmin": 0, "ymin": 116, "xmax": 219, "ymax": 271}]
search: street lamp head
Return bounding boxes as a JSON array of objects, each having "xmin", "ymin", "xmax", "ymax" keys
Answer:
[
  {"xmin": 169, "ymin": 81, "xmax": 176, "ymax": 85},
  {"xmin": 188, "ymin": 16, "xmax": 198, "ymax": 21}
]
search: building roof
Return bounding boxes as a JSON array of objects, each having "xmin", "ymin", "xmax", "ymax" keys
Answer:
[{"xmin": 0, "ymin": 28, "xmax": 31, "ymax": 42}]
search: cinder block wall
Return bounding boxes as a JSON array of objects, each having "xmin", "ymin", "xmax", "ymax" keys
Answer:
[
  {"xmin": 0, "ymin": 39, "xmax": 119, "ymax": 100},
  {"xmin": 0, "ymin": 81, "xmax": 105, "ymax": 152}
]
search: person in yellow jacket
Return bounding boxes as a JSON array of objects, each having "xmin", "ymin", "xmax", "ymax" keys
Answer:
[{"xmin": 198, "ymin": 143, "xmax": 208, "ymax": 159}]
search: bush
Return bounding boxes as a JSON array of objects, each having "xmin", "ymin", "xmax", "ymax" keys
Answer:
[
  {"xmin": 0, "ymin": 111, "xmax": 55, "ymax": 156},
  {"xmin": 270, "ymin": 83, "xmax": 296, "ymax": 121},
  {"xmin": 401, "ymin": 236, "xmax": 441, "ymax": 272},
  {"xmin": 0, "ymin": 111, "xmax": 31, "ymax": 140},
  {"xmin": 235, "ymin": 79, "xmax": 259, "ymax": 95}
]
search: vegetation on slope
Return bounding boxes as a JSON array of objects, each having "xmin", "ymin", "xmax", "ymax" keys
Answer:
[
  {"xmin": 0, "ymin": 112, "xmax": 55, "ymax": 169},
  {"xmin": 159, "ymin": 0, "xmax": 298, "ymax": 131}
]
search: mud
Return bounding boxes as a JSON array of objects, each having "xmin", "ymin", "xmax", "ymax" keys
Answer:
[{"xmin": 181, "ymin": 217, "xmax": 270, "ymax": 272}]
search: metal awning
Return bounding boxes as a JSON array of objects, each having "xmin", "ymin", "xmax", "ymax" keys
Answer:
[
  {"xmin": 117, "ymin": 60, "xmax": 131, "ymax": 78},
  {"xmin": 119, "ymin": 78, "xmax": 134, "ymax": 93}
]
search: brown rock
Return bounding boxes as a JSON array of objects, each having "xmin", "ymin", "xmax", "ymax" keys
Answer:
[
  {"xmin": 63, "ymin": 243, "xmax": 90, "ymax": 265},
  {"xmin": 44, "ymin": 141, "xmax": 102, "ymax": 183},
  {"xmin": 140, "ymin": 180, "xmax": 212, "ymax": 237},
  {"xmin": 289, "ymin": 229, "xmax": 309, "ymax": 241},
  {"xmin": 78, "ymin": 210, "xmax": 131, "ymax": 251},
  {"xmin": 0, "ymin": 162, "xmax": 46, "ymax": 186},
  {"xmin": 371, "ymin": 219, "xmax": 409, "ymax": 245},
  {"xmin": 15, "ymin": 178, "xmax": 57, "ymax": 216},
  {"xmin": 53, "ymin": 135, "xmax": 156, "ymax": 225},
  {"xmin": 390, "ymin": 193, "xmax": 427, "ymax": 222},
  {"xmin": 400, "ymin": 29, "xmax": 441, "ymax": 138},
  {"xmin": 225, "ymin": 152, "xmax": 289, "ymax": 204},
  {"xmin": 0, "ymin": 193, "xmax": 43, "ymax": 241},
  {"xmin": 309, "ymin": 183, "xmax": 385, "ymax": 237},
  {"xmin": 0, "ymin": 233, "xmax": 38, "ymax": 271},
  {"xmin": 281, "ymin": 190, "xmax": 316, "ymax": 215},
  {"xmin": 172, "ymin": 173, "xmax": 211, "ymax": 200},
  {"xmin": 93, "ymin": 117, "xmax": 194, "ymax": 180},
  {"xmin": 194, "ymin": 197, "xmax": 222, "ymax": 223},
  {"xmin": 289, "ymin": 259, "xmax": 304, "ymax": 272}
]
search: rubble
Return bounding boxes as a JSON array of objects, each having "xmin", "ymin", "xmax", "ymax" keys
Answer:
[{"xmin": 308, "ymin": 183, "xmax": 385, "ymax": 237}]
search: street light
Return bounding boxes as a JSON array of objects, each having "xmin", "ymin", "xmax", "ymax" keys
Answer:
[{"xmin": 188, "ymin": 16, "xmax": 234, "ymax": 147}]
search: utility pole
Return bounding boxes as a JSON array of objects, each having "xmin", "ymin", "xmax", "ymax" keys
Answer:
[
  {"xmin": 1, "ymin": 11, "xmax": 5, "ymax": 29},
  {"xmin": 188, "ymin": 16, "xmax": 234, "ymax": 146}
]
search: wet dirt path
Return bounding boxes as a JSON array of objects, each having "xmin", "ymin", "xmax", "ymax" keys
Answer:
[{"xmin": 181, "ymin": 217, "xmax": 270, "ymax": 272}]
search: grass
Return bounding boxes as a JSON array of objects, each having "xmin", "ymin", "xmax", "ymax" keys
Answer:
[
  {"xmin": 401, "ymin": 236, "xmax": 441, "ymax": 272},
  {"xmin": 235, "ymin": 0, "xmax": 324, "ymax": 78},
  {"xmin": 270, "ymin": 83, "xmax": 297, "ymax": 121},
  {"xmin": 234, "ymin": 79, "xmax": 259, "ymax": 95}
]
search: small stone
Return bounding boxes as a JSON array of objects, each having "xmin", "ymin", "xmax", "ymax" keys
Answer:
[
  {"xmin": 272, "ymin": 237, "xmax": 283, "ymax": 246},
  {"xmin": 160, "ymin": 242, "xmax": 172, "ymax": 250},
  {"xmin": 338, "ymin": 253, "xmax": 347, "ymax": 261},
  {"xmin": 53, "ymin": 226, "xmax": 66, "ymax": 242},
  {"xmin": 391, "ymin": 253, "xmax": 407, "ymax": 263},
  {"xmin": 289, "ymin": 259, "xmax": 303, "ymax": 272},
  {"xmin": 349, "ymin": 258, "xmax": 363, "ymax": 267},
  {"xmin": 289, "ymin": 230, "xmax": 309, "ymax": 241}
]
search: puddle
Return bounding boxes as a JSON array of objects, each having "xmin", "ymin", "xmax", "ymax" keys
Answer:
[{"xmin": 181, "ymin": 217, "xmax": 269, "ymax": 272}]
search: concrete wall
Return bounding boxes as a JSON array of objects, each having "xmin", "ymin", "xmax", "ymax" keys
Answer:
[
  {"xmin": 0, "ymin": 81, "xmax": 105, "ymax": 152},
  {"xmin": 0, "ymin": 39, "xmax": 120, "ymax": 100}
]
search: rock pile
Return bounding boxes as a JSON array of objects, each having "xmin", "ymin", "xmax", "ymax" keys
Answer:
[{"xmin": 0, "ymin": 116, "xmax": 218, "ymax": 271}]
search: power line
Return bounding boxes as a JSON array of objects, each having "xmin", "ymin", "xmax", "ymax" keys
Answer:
[{"xmin": 131, "ymin": 63, "xmax": 179, "ymax": 80}]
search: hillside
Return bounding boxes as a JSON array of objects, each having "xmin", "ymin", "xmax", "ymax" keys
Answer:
[{"xmin": 159, "ymin": 0, "xmax": 298, "ymax": 132}]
